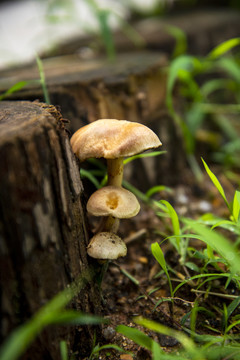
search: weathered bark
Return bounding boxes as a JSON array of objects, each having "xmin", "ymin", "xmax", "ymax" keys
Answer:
[
  {"xmin": 0, "ymin": 52, "xmax": 185, "ymax": 188},
  {"xmin": 0, "ymin": 101, "xmax": 101, "ymax": 359}
]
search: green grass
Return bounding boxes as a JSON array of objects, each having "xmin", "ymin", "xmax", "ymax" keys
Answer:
[
  {"xmin": 116, "ymin": 159, "xmax": 240, "ymax": 360},
  {"xmin": 166, "ymin": 37, "xmax": 240, "ymax": 179},
  {"xmin": 0, "ymin": 268, "xmax": 105, "ymax": 360}
]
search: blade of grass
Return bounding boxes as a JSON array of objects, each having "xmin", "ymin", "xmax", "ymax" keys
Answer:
[
  {"xmin": 201, "ymin": 158, "xmax": 230, "ymax": 210},
  {"xmin": 184, "ymin": 219, "xmax": 240, "ymax": 275},
  {"xmin": 134, "ymin": 317, "xmax": 203, "ymax": 360},
  {"xmin": 60, "ymin": 341, "xmax": 68, "ymax": 360},
  {"xmin": 208, "ymin": 37, "xmax": 240, "ymax": 60},
  {"xmin": 0, "ymin": 268, "xmax": 100, "ymax": 360},
  {"xmin": 35, "ymin": 53, "xmax": 50, "ymax": 104},
  {"xmin": 123, "ymin": 151, "xmax": 166, "ymax": 165}
]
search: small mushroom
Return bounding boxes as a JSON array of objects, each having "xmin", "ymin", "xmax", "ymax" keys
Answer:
[
  {"xmin": 87, "ymin": 185, "xmax": 140, "ymax": 232},
  {"xmin": 87, "ymin": 232, "xmax": 127, "ymax": 260},
  {"xmin": 70, "ymin": 119, "xmax": 162, "ymax": 261},
  {"xmin": 70, "ymin": 119, "xmax": 162, "ymax": 187}
]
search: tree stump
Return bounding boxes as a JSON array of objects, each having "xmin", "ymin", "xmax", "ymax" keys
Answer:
[
  {"xmin": 0, "ymin": 101, "xmax": 101, "ymax": 359},
  {"xmin": 0, "ymin": 52, "xmax": 185, "ymax": 189}
]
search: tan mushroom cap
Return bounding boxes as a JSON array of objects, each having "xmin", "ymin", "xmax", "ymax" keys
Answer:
[
  {"xmin": 87, "ymin": 232, "xmax": 127, "ymax": 259},
  {"xmin": 70, "ymin": 119, "xmax": 162, "ymax": 162},
  {"xmin": 87, "ymin": 185, "xmax": 140, "ymax": 218}
]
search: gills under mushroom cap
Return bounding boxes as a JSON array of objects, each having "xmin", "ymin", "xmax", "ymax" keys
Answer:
[
  {"xmin": 70, "ymin": 119, "xmax": 161, "ymax": 162},
  {"xmin": 87, "ymin": 185, "xmax": 140, "ymax": 218},
  {"xmin": 87, "ymin": 232, "xmax": 127, "ymax": 259}
]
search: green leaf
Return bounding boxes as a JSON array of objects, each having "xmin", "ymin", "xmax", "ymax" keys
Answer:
[
  {"xmin": 145, "ymin": 185, "xmax": 172, "ymax": 198},
  {"xmin": 208, "ymin": 38, "xmax": 240, "ymax": 60},
  {"xmin": 60, "ymin": 341, "xmax": 68, "ymax": 360},
  {"xmin": 166, "ymin": 55, "xmax": 202, "ymax": 112},
  {"xmin": 185, "ymin": 261, "xmax": 200, "ymax": 272},
  {"xmin": 116, "ymin": 325, "xmax": 162, "ymax": 354},
  {"xmin": 120, "ymin": 268, "xmax": 139, "ymax": 286},
  {"xmin": 164, "ymin": 24, "xmax": 187, "ymax": 57},
  {"xmin": 0, "ymin": 269, "xmax": 94, "ymax": 360},
  {"xmin": 35, "ymin": 54, "xmax": 50, "ymax": 104},
  {"xmin": 232, "ymin": 191, "xmax": 240, "ymax": 223},
  {"xmin": 226, "ymin": 296, "xmax": 240, "ymax": 320},
  {"xmin": 161, "ymin": 200, "xmax": 180, "ymax": 236},
  {"xmin": 216, "ymin": 57, "xmax": 240, "ymax": 83},
  {"xmin": 0, "ymin": 81, "xmax": 29, "ymax": 101},
  {"xmin": 201, "ymin": 158, "xmax": 230, "ymax": 210},
  {"xmin": 134, "ymin": 317, "xmax": 202, "ymax": 359},
  {"xmin": 226, "ymin": 319, "xmax": 240, "ymax": 333},
  {"xmin": 80, "ymin": 168, "xmax": 101, "ymax": 189},
  {"xmin": 151, "ymin": 242, "xmax": 167, "ymax": 273},
  {"xmin": 47, "ymin": 310, "xmax": 105, "ymax": 325},
  {"xmin": 184, "ymin": 219, "xmax": 240, "ymax": 275},
  {"xmin": 123, "ymin": 151, "xmax": 166, "ymax": 165},
  {"xmin": 90, "ymin": 343, "xmax": 126, "ymax": 357}
]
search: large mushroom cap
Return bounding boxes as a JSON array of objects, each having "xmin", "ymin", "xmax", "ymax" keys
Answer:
[
  {"xmin": 87, "ymin": 185, "xmax": 140, "ymax": 218},
  {"xmin": 70, "ymin": 119, "xmax": 162, "ymax": 162},
  {"xmin": 87, "ymin": 232, "xmax": 127, "ymax": 259}
]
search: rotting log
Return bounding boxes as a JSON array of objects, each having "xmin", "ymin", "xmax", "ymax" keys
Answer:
[
  {"xmin": 0, "ymin": 52, "xmax": 185, "ymax": 189},
  {"xmin": 0, "ymin": 101, "xmax": 101, "ymax": 359}
]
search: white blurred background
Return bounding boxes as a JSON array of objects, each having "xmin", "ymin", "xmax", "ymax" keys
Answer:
[{"xmin": 0, "ymin": 0, "xmax": 164, "ymax": 69}]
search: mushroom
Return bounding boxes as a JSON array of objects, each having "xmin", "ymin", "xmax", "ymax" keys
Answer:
[
  {"xmin": 87, "ymin": 232, "xmax": 127, "ymax": 260},
  {"xmin": 70, "ymin": 119, "xmax": 162, "ymax": 261},
  {"xmin": 86, "ymin": 185, "xmax": 140, "ymax": 233},
  {"xmin": 70, "ymin": 119, "xmax": 162, "ymax": 188}
]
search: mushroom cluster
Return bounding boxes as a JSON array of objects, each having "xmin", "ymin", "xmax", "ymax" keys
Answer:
[{"xmin": 70, "ymin": 119, "xmax": 162, "ymax": 261}]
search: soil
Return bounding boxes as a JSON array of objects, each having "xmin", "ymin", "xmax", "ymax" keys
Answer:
[{"xmin": 82, "ymin": 166, "xmax": 240, "ymax": 359}]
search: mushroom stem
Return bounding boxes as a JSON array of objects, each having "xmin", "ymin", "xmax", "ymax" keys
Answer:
[
  {"xmin": 107, "ymin": 158, "xmax": 124, "ymax": 187},
  {"xmin": 95, "ymin": 216, "xmax": 120, "ymax": 234},
  {"xmin": 103, "ymin": 158, "xmax": 123, "ymax": 233}
]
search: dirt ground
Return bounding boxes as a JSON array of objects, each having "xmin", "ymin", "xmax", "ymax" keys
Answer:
[{"xmin": 84, "ymin": 166, "xmax": 239, "ymax": 359}]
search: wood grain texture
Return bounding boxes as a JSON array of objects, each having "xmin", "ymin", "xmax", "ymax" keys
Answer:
[{"xmin": 0, "ymin": 101, "xmax": 101, "ymax": 358}]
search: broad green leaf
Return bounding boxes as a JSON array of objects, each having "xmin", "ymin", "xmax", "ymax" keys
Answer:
[
  {"xmin": 201, "ymin": 158, "xmax": 230, "ymax": 210},
  {"xmin": 208, "ymin": 37, "xmax": 240, "ymax": 59}
]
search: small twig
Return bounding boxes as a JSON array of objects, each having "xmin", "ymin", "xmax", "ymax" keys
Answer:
[{"xmin": 124, "ymin": 228, "xmax": 147, "ymax": 244}]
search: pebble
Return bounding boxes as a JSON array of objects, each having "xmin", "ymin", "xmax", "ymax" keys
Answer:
[{"xmin": 102, "ymin": 326, "xmax": 116, "ymax": 341}]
